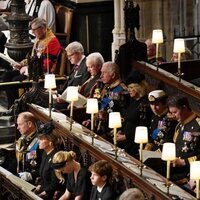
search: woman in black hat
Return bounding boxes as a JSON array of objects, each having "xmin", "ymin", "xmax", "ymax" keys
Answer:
[
  {"xmin": 116, "ymin": 71, "xmax": 152, "ymax": 157},
  {"xmin": 33, "ymin": 121, "xmax": 61, "ymax": 199}
]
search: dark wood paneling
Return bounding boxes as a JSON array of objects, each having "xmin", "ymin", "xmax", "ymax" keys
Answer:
[
  {"xmin": 133, "ymin": 61, "xmax": 200, "ymax": 116},
  {"xmin": 159, "ymin": 60, "xmax": 200, "ymax": 81},
  {"xmin": 71, "ymin": 1, "xmax": 114, "ymax": 61}
]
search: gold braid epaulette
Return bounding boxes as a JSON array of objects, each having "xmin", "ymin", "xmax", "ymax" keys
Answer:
[{"xmin": 119, "ymin": 82, "xmax": 128, "ymax": 90}]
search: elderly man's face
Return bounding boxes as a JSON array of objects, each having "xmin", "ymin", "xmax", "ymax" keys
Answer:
[
  {"xmin": 31, "ymin": 23, "xmax": 46, "ymax": 40},
  {"xmin": 86, "ymin": 60, "xmax": 101, "ymax": 77},
  {"xmin": 100, "ymin": 65, "xmax": 113, "ymax": 84},
  {"xmin": 145, "ymin": 40, "xmax": 156, "ymax": 58}
]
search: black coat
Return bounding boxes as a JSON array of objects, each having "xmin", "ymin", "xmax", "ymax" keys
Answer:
[
  {"xmin": 39, "ymin": 149, "xmax": 60, "ymax": 196},
  {"xmin": 117, "ymin": 96, "xmax": 152, "ymax": 157}
]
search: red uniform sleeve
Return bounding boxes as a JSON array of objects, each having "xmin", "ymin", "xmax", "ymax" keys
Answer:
[{"xmin": 43, "ymin": 37, "xmax": 61, "ymax": 72}]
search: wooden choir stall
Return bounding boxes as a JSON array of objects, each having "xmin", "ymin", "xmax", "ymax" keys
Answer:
[{"xmin": 0, "ymin": 60, "xmax": 199, "ymax": 200}]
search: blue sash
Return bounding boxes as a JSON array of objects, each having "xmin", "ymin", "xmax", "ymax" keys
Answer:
[{"xmin": 101, "ymin": 85, "xmax": 124, "ymax": 110}]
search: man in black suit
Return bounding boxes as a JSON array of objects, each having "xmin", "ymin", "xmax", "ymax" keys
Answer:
[
  {"xmin": 54, "ymin": 41, "xmax": 90, "ymax": 108},
  {"xmin": 61, "ymin": 41, "xmax": 90, "ymax": 93}
]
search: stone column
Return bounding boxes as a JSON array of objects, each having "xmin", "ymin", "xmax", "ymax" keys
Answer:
[{"xmin": 111, "ymin": 0, "xmax": 126, "ymax": 61}]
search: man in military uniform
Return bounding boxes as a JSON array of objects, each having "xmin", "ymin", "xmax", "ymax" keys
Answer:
[
  {"xmin": 99, "ymin": 61, "xmax": 128, "ymax": 112},
  {"xmin": 2, "ymin": 112, "xmax": 41, "ymax": 182},
  {"xmin": 145, "ymin": 90, "xmax": 177, "ymax": 152},
  {"xmin": 83, "ymin": 61, "xmax": 128, "ymax": 139},
  {"xmin": 15, "ymin": 112, "xmax": 41, "ymax": 179},
  {"xmin": 168, "ymin": 95, "xmax": 200, "ymax": 184},
  {"xmin": 145, "ymin": 95, "xmax": 200, "ymax": 185}
]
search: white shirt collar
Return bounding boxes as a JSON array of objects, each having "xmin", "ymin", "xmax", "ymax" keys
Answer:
[{"xmin": 97, "ymin": 183, "xmax": 106, "ymax": 193}]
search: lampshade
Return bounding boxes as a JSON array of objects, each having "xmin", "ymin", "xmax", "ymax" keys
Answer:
[
  {"xmin": 86, "ymin": 98, "xmax": 98, "ymax": 114},
  {"xmin": 108, "ymin": 112, "xmax": 121, "ymax": 128},
  {"xmin": 152, "ymin": 29, "xmax": 163, "ymax": 44},
  {"xmin": 66, "ymin": 86, "xmax": 78, "ymax": 101},
  {"xmin": 44, "ymin": 74, "xmax": 56, "ymax": 89},
  {"xmin": 173, "ymin": 38, "xmax": 185, "ymax": 53},
  {"xmin": 162, "ymin": 143, "xmax": 176, "ymax": 161},
  {"xmin": 134, "ymin": 126, "xmax": 148, "ymax": 143},
  {"xmin": 190, "ymin": 161, "xmax": 200, "ymax": 180}
]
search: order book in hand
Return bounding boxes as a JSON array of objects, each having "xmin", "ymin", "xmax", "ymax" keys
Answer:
[
  {"xmin": 0, "ymin": 52, "xmax": 20, "ymax": 66},
  {"xmin": 61, "ymin": 88, "xmax": 87, "ymax": 108}
]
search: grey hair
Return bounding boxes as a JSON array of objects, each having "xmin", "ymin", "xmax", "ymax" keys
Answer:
[
  {"xmin": 65, "ymin": 41, "xmax": 84, "ymax": 54},
  {"xmin": 102, "ymin": 61, "xmax": 120, "ymax": 79},
  {"xmin": 119, "ymin": 188, "xmax": 145, "ymax": 200},
  {"xmin": 86, "ymin": 52, "xmax": 104, "ymax": 67},
  {"xmin": 30, "ymin": 17, "xmax": 46, "ymax": 29}
]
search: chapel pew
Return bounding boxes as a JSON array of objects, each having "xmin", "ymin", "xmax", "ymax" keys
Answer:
[
  {"xmin": 159, "ymin": 59, "xmax": 200, "ymax": 82},
  {"xmin": 0, "ymin": 166, "xmax": 42, "ymax": 200},
  {"xmin": 133, "ymin": 61, "xmax": 200, "ymax": 116},
  {"xmin": 28, "ymin": 103, "xmax": 195, "ymax": 200}
]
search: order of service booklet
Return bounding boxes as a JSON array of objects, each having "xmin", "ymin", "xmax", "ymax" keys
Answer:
[
  {"xmin": 60, "ymin": 88, "xmax": 87, "ymax": 108},
  {"xmin": 0, "ymin": 52, "xmax": 20, "ymax": 66}
]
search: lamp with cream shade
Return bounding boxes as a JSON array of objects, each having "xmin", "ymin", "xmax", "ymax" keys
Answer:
[
  {"xmin": 173, "ymin": 38, "xmax": 185, "ymax": 81},
  {"xmin": 44, "ymin": 74, "xmax": 56, "ymax": 118},
  {"xmin": 190, "ymin": 161, "xmax": 200, "ymax": 199},
  {"xmin": 66, "ymin": 86, "xmax": 79, "ymax": 131},
  {"xmin": 152, "ymin": 29, "xmax": 163, "ymax": 69},
  {"xmin": 134, "ymin": 126, "xmax": 148, "ymax": 176},
  {"xmin": 86, "ymin": 98, "xmax": 99, "ymax": 144},
  {"xmin": 109, "ymin": 112, "xmax": 122, "ymax": 159},
  {"xmin": 162, "ymin": 142, "xmax": 176, "ymax": 194}
]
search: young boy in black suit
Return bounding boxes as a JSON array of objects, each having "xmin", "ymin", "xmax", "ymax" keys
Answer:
[{"xmin": 89, "ymin": 160, "xmax": 115, "ymax": 200}]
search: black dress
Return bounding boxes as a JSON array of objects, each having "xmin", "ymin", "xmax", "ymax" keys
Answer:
[
  {"xmin": 65, "ymin": 167, "xmax": 92, "ymax": 200},
  {"xmin": 38, "ymin": 149, "xmax": 60, "ymax": 197},
  {"xmin": 117, "ymin": 95, "xmax": 152, "ymax": 157},
  {"xmin": 90, "ymin": 183, "xmax": 115, "ymax": 200}
]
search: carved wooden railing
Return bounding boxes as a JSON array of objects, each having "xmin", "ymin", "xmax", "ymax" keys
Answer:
[
  {"xmin": 133, "ymin": 61, "xmax": 200, "ymax": 116},
  {"xmin": 1, "ymin": 60, "xmax": 199, "ymax": 199},
  {"xmin": 159, "ymin": 60, "xmax": 200, "ymax": 82},
  {"xmin": 0, "ymin": 76, "xmax": 66, "ymax": 91},
  {"xmin": 0, "ymin": 167, "xmax": 42, "ymax": 200},
  {"xmin": 27, "ymin": 104, "xmax": 195, "ymax": 200}
]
